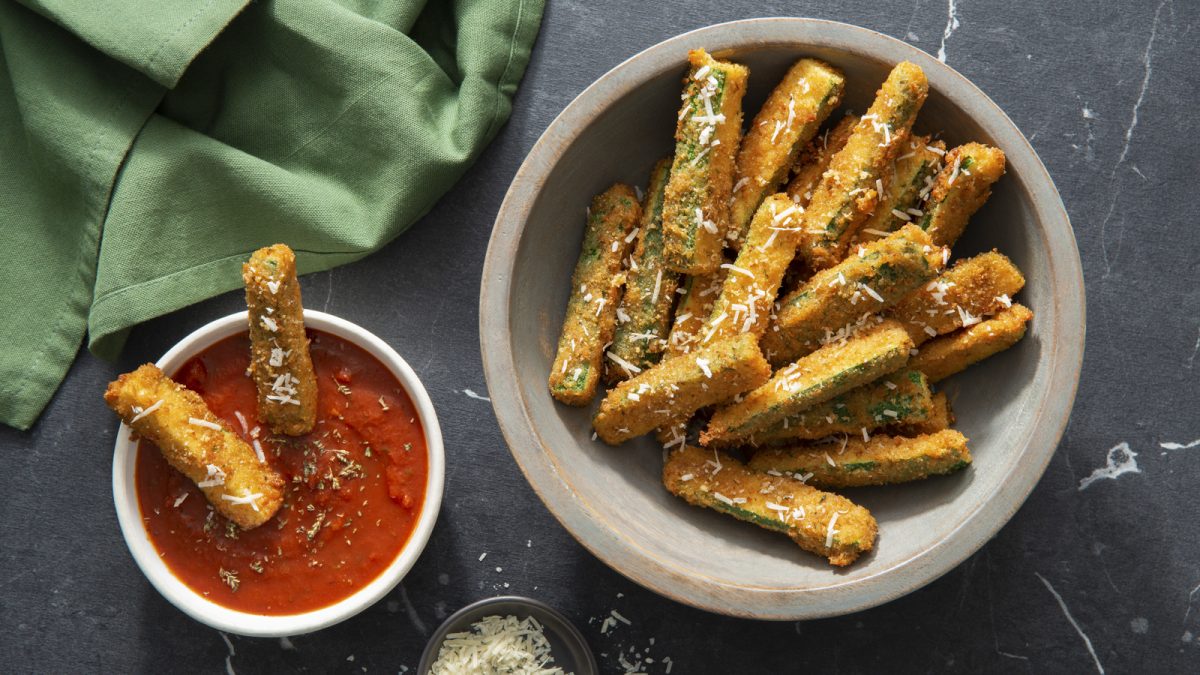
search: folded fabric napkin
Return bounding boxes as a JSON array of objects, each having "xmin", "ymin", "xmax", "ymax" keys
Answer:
[{"xmin": 0, "ymin": 0, "xmax": 544, "ymax": 429}]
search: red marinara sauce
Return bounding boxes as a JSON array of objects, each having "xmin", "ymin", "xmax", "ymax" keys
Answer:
[{"xmin": 135, "ymin": 329, "xmax": 428, "ymax": 615}]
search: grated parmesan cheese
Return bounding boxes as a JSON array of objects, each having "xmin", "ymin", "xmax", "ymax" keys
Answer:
[{"xmin": 429, "ymin": 614, "xmax": 565, "ymax": 675}]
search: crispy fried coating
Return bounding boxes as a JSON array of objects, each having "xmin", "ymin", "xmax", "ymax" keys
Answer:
[
  {"xmin": 703, "ymin": 194, "xmax": 804, "ymax": 343},
  {"xmin": 855, "ymin": 136, "xmax": 946, "ymax": 240},
  {"xmin": 786, "ymin": 114, "xmax": 859, "ymax": 207},
  {"xmin": 662, "ymin": 50, "xmax": 749, "ymax": 275},
  {"xmin": 711, "ymin": 370, "xmax": 933, "ymax": 448},
  {"xmin": 703, "ymin": 319, "xmax": 914, "ymax": 445},
  {"xmin": 888, "ymin": 391, "xmax": 954, "ymax": 436},
  {"xmin": 243, "ymin": 244, "xmax": 317, "ymax": 436},
  {"xmin": 748, "ymin": 429, "xmax": 971, "ymax": 488},
  {"xmin": 888, "ymin": 250, "xmax": 1025, "ymax": 346},
  {"xmin": 593, "ymin": 334, "xmax": 770, "ymax": 445},
  {"xmin": 799, "ymin": 62, "xmax": 929, "ymax": 270},
  {"xmin": 104, "ymin": 364, "xmax": 284, "ymax": 529},
  {"xmin": 654, "ymin": 267, "xmax": 729, "ymax": 445},
  {"xmin": 729, "ymin": 59, "xmax": 844, "ymax": 245},
  {"xmin": 549, "ymin": 184, "xmax": 642, "ymax": 405},
  {"xmin": 664, "ymin": 445, "xmax": 877, "ymax": 566},
  {"xmin": 918, "ymin": 143, "xmax": 1006, "ymax": 247},
  {"xmin": 762, "ymin": 224, "xmax": 943, "ymax": 366},
  {"xmin": 910, "ymin": 303, "xmax": 1033, "ymax": 382},
  {"xmin": 607, "ymin": 160, "xmax": 680, "ymax": 383}
]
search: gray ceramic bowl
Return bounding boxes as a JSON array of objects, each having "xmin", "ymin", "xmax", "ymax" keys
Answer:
[
  {"xmin": 418, "ymin": 596, "xmax": 596, "ymax": 674},
  {"xmin": 480, "ymin": 18, "xmax": 1084, "ymax": 619}
]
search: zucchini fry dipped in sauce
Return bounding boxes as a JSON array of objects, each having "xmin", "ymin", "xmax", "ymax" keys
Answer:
[
  {"xmin": 662, "ymin": 49, "xmax": 749, "ymax": 275},
  {"xmin": 917, "ymin": 143, "xmax": 1006, "ymax": 247},
  {"xmin": 786, "ymin": 114, "xmax": 859, "ymax": 206},
  {"xmin": 703, "ymin": 319, "xmax": 914, "ymax": 446},
  {"xmin": 889, "ymin": 391, "xmax": 954, "ymax": 436},
  {"xmin": 606, "ymin": 160, "xmax": 680, "ymax": 382},
  {"xmin": 703, "ymin": 194, "xmax": 804, "ymax": 343},
  {"xmin": 104, "ymin": 364, "xmax": 284, "ymax": 529},
  {"xmin": 663, "ymin": 445, "xmax": 877, "ymax": 566},
  {"xmin": 729, "ymin": 59, "xmax": 844, "ymax": 245},
  {"xmin": 888, "ymin": 250, "xmax": 1025, "ymax": 346},
  {"xmin": 549, "ymin": 185, "xmax": 642, "ymax": 405},
  {"xmin": 748, "ymin": 429, "xmax": 971, "ymax": 488},
  {"xmin": 855, "ymin": 137, "xmax": 946, "ymax": 240},
  {"xmin": 799, "ymin": 62, "xmax": 930, "ymax": 271},
  {"xmin": 593, "ymin": 334, "xmax": 770, "ymax": 445},
  {"xmin": 243, "ymin": 244, "xmax": 318, "ymax": 436},
  {"xmin": 910, "ymin": 303, "xmax": 1033, "ymax": 382},
  {"xmin": 763, "ymin": 224, "xmax": 943, "ymax": 366},
  {"xmin": 709, "ymin": 370, "xmax": 933, "ymax": 448}
]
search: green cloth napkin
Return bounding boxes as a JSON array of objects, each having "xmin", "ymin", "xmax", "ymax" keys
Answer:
[{"xmin": 0, "ymin": 0, "xmax": 543, "ymax": 430}]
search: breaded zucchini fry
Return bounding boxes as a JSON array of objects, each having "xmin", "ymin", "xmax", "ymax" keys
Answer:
[
  {"xmin": 910, "ymin": 303, "xmax": 1033, "ymax": 382},
  {"xmin": 888, "ymin": 250, "xmax": 1025, "ymax": 346},
  {"xmin": 855, "ymin": 137, "xmax": 946, "ymax": 240},
  {"xmin": 714, "ymin": 370, "xmax": 933, "ymax": 448},
  {"xmin": 549, "ymin": 184, "xmax": 642, "ymax": 405},
  {"xmin": 703, "ymin": 319, "xmax": 914, "ymax": 445},
  {"xmin": 702, "ymin": 194, "xmax": 803, "ymax": 343},
  {"xmin": 762, "ymin": 224, "xmax": 943, "ymax": 366},
  {"xmin": 593, "ymin": 334, "xmax": 770, "ymax": 445},
  {"xmin": 607, "ymin": 160, "xmax": 680, "ymax": 382},
  {"xmin": 799, "ymin": 62, "xmax": 929, "ymax": 270},
  {"xmin": 785, "ymin": 114, "xmax": 858, "ymax": 206},
  {"xmin": 748, "ymin": 430, "xmax": 971, "ymax": 488},
  {"xmin": 729, "ymin": 59, "xmax": 844, "ymax": 244},
  {"xmin": 917, "ymin": 143, "xmax": 1006, "ymax": 247},
  {"xmin": 662, "ymin": 50, "xmax": 749, "ymax": 275},
  {"xmin": 663, "ymin": 445, "xmax": 876, "ymax": 566},
  {"xmin": 243, "ymin": 244, "xmax": 318, "ymax": 436},
  {"xmin": 104, "ymin": 364, "xmax": 284, "ymax": 529},
  {"xmin": 888, "ymin": 391, "xmax": 954, "ymax": 436},
  {"xmin": 654, "ymin": 268, "xmax": 728, "ymax": 445}
]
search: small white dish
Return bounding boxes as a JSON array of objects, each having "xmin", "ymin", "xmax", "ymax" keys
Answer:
[{"xmin": 111, "ymin": 310, "xmax": 444, "ymax": 637}]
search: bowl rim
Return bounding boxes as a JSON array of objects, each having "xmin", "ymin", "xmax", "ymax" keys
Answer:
[
  {"xmin": 110, "ymin": 309, "xmax": 445, "ymax": 637},
  {"xmin": 479, "ymin": 17, "xmax": 1085, "ymax": 619},
  {"xmin": 416, "ymin": 595, "xmax": 598, "ymax": 674}
]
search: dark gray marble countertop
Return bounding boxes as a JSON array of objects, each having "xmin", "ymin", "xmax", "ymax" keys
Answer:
[{"xmin": 3, "ymin": 1, "xmax": 1197, "ymax": 672}]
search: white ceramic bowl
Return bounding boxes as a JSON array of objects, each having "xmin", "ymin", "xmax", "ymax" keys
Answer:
[{"xmin": 111, "ymin": 310, "xmax": 445, "ymax": 637}]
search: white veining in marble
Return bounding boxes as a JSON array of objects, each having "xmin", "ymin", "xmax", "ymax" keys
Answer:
[
  {"xmin": 1036, "ymin": 573, "xmax": 1105, "ymax": 674},
  {"xmin": 1078, "ymin": 442, "xmax": 1140, "ymax": 491}
]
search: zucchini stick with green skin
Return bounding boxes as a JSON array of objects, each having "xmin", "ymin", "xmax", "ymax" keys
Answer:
[
  {"xmin": 702, "ymin": 319, "xmax": 914, "ymax": 446},
  {"xmin": 762, "ymin": 224, "xmax": 944, "ymax": 367},
  {"xmin": 606, "ymin": 160, "xmax": 679, "ymax": 382},
  {"xmin": 654, "ymin": 267, "xmax": 729, "ymax": 446},
  {"xmin": 243, "ymin": 244, "xmax": 318, "ymax": 436},
  {"xmin": 729, "ymin": 59, "xmax": 845, "ymax": 245},
  {"xmin": 104, "ymin": 364, "xmax": 285, "ymax": 529},
  {"xmin": 917, "ymin": 143, "xmax": 1006, "ymax": 247},
  {"xmin": 888, "ymin": 391, "xmax": 954, "ymax": 436},
  {"xmin": 702, "ymin": 194, "xmax": 803, "ymax": 344},
  {"xmin": 549, "ymin": 185, "xmax": 641, "ymax": 405},
  {"xmin": 786, "ymin": 115, "xmax": 858, "ymax": 206},
  {"xmin": 854, "ymin": 136, "xmax": 946, "ymax": 241},
  {"xmin": 748, "ymin": 429, "xmax": 971, "ymax": 488},
  {"xmin": 593, "ymin": 334, "xmax": 771, "ymax": 445},
  {"xmin": 709, "ymin": 370, "xmax": 933, "ymax": 448},
  {"xmin": 799, "ymin": 62, "xmax": 929, "ymax": 271},
  {"xmin": 663, "ymin": 445, "xmax": 877, "ymax": 567},
  {"xmin": 888, "ymin": 250, "xmax": 1025, "ymax": 346},
  {"xmin": 662, "ymin": 50, "xmax": 749, "ymax": 275},
  {"xmin": 910, "ymin": 303, "xmax": 1033, "ymax": 382}
]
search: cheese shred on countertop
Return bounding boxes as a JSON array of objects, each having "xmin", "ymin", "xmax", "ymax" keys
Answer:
[{"xmin": 429, "ymin": 614, "xmax": 568, "ymax": 675}]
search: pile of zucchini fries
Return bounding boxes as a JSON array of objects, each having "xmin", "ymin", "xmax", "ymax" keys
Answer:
[{"xmin": 549, "ymin": 50, "xmax": 1031, "ymax": 567}]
